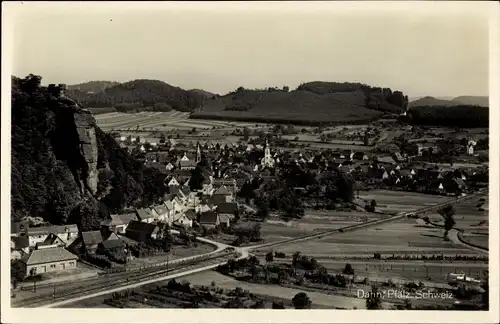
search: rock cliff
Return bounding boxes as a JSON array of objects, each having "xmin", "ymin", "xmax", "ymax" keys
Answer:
[{"xmin": 73, "ymin": 109, "xmax": 99, "ymax": 195}]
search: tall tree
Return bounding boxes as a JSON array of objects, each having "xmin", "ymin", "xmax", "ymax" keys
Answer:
[{"xmin": 437, "ymin": 205, "xmax": 456, "ymax": 240}]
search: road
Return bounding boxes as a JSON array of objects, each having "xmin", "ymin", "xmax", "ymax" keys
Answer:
[{"xmin": 18, "ymin": 189, "xmax": 486, "ymax": 308}]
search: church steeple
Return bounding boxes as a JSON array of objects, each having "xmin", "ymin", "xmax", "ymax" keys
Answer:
[{"xmin": 196, "ymin": 143, "xmax": 201, "ymax": 164}]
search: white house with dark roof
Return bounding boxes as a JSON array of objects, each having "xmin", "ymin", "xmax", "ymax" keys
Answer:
[
  {"xmin": 101, "ymin": 213, "xmax": 139, "ymax": 234},
  {"xmin": 153, "ymin": 203, "xmax": 174, "ymax": 224},
  {"xmin": 27, "ymin": 224, "xmax": 79, "ymax": 248},
  {"xmin": 136, "ymin": 208, "xmax": 157, "ymax": 223},
  {"xmin": 22, "ymin": 247, "xmax": 78, "ymax": 277}
]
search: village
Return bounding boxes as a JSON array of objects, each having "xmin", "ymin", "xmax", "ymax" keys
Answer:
[{"xmin": 10, "ymin": 120, "xmax": 489, "ymax": 293}]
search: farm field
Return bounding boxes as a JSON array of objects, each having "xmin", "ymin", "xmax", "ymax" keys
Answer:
[
  {"xmin": 179, "ymin": 271, "xmax": 367, "ymax": 309},
  {"xmin": 356, "ymin": 190, "xmax": 450, "ymax": 214},
  {"xmin": 95, "ymin": 111, "xmax": 258, "ymax": 132},
  {"xmin": 260, "ymin": 211, "xmax": 384, "ymax": 243}
]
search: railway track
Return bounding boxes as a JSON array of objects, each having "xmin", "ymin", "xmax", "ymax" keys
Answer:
[{"xmin": 13, "ymin": 252, "xmax": 235, "ymax": 308}]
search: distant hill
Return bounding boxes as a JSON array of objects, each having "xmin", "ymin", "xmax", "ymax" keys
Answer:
[
  {"xmin": 409, "ymin": 95, "xmax": 488, "ymax": 108},
  {"xmin": 191, "ymin": 82, "xmax": 408, "ymax": 126},
  {"xmin": 67, "ymin": 81, "xmax": 121, "ymax": 93},
  {"xmin": 66, "ymin": 79, "xmax": 210, "ymax": 113},
  {"xmin": 452, "ymin": 96, "xmax": 488, "ymax": 107}
]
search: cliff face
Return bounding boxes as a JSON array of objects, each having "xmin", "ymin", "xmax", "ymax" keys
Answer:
[{"xmin": 74, "ymin": 109, "xmax": 99, "ymax": 195}]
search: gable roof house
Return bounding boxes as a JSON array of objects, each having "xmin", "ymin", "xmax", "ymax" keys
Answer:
[
  {"xmin": 173, "ymin": 211, "xmax": 194, "ymax": 228},
  {"xmin": 27, "ymin": 224, "xmax": 79, "ymax": 248},
  {"xmin": 199, "ymin": 211, "xmax": 220, "ymax": 229},
  {"xmin": 81, "ymin": 231, "xmax": 104, "ymax": 252},
  {"xmin": 216, "ymin": 202, "xmax": 239, "ymax": 223},
  {"xmin": 135, "ymin": 208, "xmax": 157, "ymax": 223},
  {"xmin": 22, "ymin": 247, "xmax": 78, "ymax": 277},
  {"xmin": 153, "ymin": 203, "xmax": 174, "ymax": 224},
  {"xmin": 125, "ymin": 221, "xmax": 160, "ymax": 242},
  {"xmin": 36, "ymin": 233, "xmax": 67, "ymax": 249},
  {"xmin": 101, "ymin": 213, "xmax": 139, "ymax": 234},
  {"xmin": 212, "ymin": 185, "xmax": 234, "ymax": 203},
  {"xmin": 98, "ymin": 233, "xmax": 126, "ymax": 252}
]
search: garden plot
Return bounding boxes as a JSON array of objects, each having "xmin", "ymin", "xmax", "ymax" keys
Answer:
[
  {"xmin": 180, "ymin": 271, "xmax": 366, "ymax": 309},
  {"xmin": 271, "ymin": 218, "xmax": 480, "ymax": 257}
]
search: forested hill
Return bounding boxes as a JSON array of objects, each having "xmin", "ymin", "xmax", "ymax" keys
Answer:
[
  {"xmin": 66, "ymin": 79, "xmax": 214, "ymax": 113},
  {"xmin": 11, "ymin": 74, "xmax": 168, "ymax": 231},
  {"xmin": 67, "ymin": 81, "xmax": 121, "ymax": 93}
]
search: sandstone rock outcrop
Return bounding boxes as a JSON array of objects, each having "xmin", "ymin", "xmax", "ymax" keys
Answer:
[{"xmin": 73, "ymin": 109, "xmax": 99, "ymax": 195}]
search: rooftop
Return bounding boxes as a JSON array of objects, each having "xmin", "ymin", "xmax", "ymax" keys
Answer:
[{"xmin": 25, "ymin": 247, "xmax": 77, "ymax": 265}]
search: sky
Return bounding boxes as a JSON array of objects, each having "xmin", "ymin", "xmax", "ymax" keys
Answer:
[{"xmin": 7, "ymin": 1, "xmax": 491, "ymax": 97}]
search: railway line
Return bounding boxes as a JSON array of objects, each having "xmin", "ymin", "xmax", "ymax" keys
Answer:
[{"xmin": 14, "ymin": 251, "xmax": 237, "ymax": 308}]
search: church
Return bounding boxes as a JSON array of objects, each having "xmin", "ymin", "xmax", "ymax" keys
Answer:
[{"xmin": 260, "ymin": 139, "xmax": 275, "ymax": 169}]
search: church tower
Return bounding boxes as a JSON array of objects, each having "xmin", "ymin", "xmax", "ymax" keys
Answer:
[
  {"xmin": 196, "ymin": 143, "xmax": 201, "ymax": 164},
  {"xmin": 264, "ymin": 139, "xmax": 271, "ymax": 160},
  {"xmin": 261, "ymin": 138, "xmax": 275, "ymax": 168}
]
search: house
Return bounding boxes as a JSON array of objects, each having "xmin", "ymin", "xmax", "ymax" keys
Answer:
[
  {"xmin": 136, "ymin": 208, "xmax": 156, "ymax": 223},
  {"xmin": 178, "ymin": 154, "xmax": 197, "ymax": 170},
  {"xmin": 173, "ymin": 211, "xmax": 194, "ymax": 228},
  {"xmin": 11, "ymin": 236, "xmax": 30, "ymax": 260},
  {"xmin": 98, "ymin": 233, "xmax": 126, "ymax": 252},
  {"xmin": 199, "ymin": 211, "xmax": 220, "ymax": 229},
  {"xmin": 11, "ymin": 221, "xmax": 29, "ymax": 237},
  {"xmin": 36, "ymin": 233, "xmax": 66, "ymax": 249},
  {"xmin": 166, "ymin": 162, "xmax": 175, "ymax": 171},
  {"xmin": 167, "ymin": 176, "xmax": 181, "ymax": 194},
  {"xmin": 22, "ymin": 247, "xmax": 78, "ymax": 276},
  {"xmin": 125, "ymin": 221, "xmax": 160, "ymax": 242},
  {"xmin": 153, "ymin": 203, "xmax": 174, "ymax": 224},
  {"xmin": 27, "ymin": 224, "xmax": 79, "ymax": 248},
  {"xmin": 101, "ymin": 213, "xmax": 139, "ymax": 234},
  {"xmin": 81, "ymin": 231, "xmax": 104, "ymax": 252},
  {"xmin": 195, "ymin": 203, "xmax": 215, "ymax": 214},
  {"xmin": 217, "ymin": 202, "xmax": 239, "ymax": 223},
  {"xmin": 212, "ymin": 185, "xmax": 234, "ymax": 203}
]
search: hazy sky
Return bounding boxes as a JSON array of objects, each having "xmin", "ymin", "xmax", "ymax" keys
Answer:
[{"xmin": 7, "ymin": 2, "xmax": 491, "ymax": 97}]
